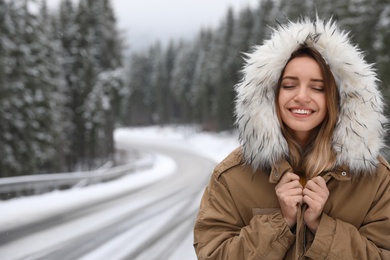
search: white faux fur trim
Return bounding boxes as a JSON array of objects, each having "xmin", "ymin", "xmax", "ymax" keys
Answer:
[{"xmin": 235, "ymin": 17, "xmax": 387, "ymax": 174}]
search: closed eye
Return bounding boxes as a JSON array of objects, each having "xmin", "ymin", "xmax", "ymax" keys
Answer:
[
  {"xmin": 282, "ymin": 85, "xmax": 295, "ymax": 89},
  {"xmin": 312, "ymin": 87, "xmax": 324, "ymax": 92}
]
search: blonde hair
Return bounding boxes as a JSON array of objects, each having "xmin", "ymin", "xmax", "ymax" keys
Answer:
[{"xmin": 275, "ymin": 46, "xmax": 340, "ymax": 178}]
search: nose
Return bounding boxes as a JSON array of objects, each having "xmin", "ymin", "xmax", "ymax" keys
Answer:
[{"xmin": 293, "ymin": 87, "xmax": 310, "ymax": 103}]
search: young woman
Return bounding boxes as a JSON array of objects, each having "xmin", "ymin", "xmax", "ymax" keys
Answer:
[{"xmin": 194, "ymin": 18, "xmax": 390, "ymax": 259}]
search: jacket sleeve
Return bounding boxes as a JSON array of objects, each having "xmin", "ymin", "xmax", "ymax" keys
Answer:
[
  {"xmin": 305, "ymin": 168, "xmax": 390, "ymax": 259},
  {"xmin": 193, "ymin": 173, "xmax": 295, "ymax": 260}
]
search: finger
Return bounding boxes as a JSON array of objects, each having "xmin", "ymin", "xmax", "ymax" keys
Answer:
[
  {"xmin": 302, "ymin": 187, "xmax": 316, "ymax": 198},
  {"xmin": 277, "ymin": 176, "xmax": 302, "ymax": 191},
  {"xmin": 303, "ymin": 186, "xmax": 329, "ymax": 201},
  {"xmin": 276, "ymin": 186, "xmax": 303, "ymax": 199},
  {"xmin": 276, "ymin": 182, "xmax": 303, "ymax": 197},
  {"xmin": 303, "ymin": 195, "xmax": 323, "ymax": 212},
  {"xmin": 284, "ymin": 180, "xmax": 303, "ymax": 190},
  {"xmin": 279, "ymin": 188, "xmax": 304, "ymax": 199},
  {"xmin": 279, "ymin": 172, "xmax": 300, "ymax": 184},
  {"xmin": 284, "ymin": 194, "xmax": 303, "ymax": 206},
  {"xmin": 303, "ymin": 194, "xmax": 315, "ymax": 206},
  {"xmin": 293, "ymin": 195, "xmax": 304, "ymax": 205},
  {"xmin": 305, "ymin": 178, "xmax": 323, "ymax": 191},
  {"xmin": 303, "ymin": 186, "xmax": 329, "ymax": 209},
  {"xmin": 312, "ymin": 176, "xmax": 327, "ymax": 187},
  {"xmin": 305, "ymin": 179, "xmax": 329, "ymax": 199},
  {"xmin": 291, "ymin": 187, "xmax": 304, "ymax": 195},
  {"xmin": 276, "ymin": 173, "xmax": 301, "ymax": 192}
]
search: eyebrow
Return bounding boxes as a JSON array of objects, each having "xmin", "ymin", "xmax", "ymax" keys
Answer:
[{"xmin": 282, "ymin": 76, "xmax": 324, "ymax": 82}]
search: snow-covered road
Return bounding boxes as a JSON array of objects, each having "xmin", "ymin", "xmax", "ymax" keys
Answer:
[{"xmin": 0, "ymin": 126, "xmax": 239, "ymax": 260}]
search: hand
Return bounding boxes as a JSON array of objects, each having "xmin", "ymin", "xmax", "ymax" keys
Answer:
[
  {"xmin": 303, "ymin": 176, "xmax": 329, "ymax": 233},
  {"xmin": 275, "ymin": 172, "xmax": 303, "ymax": 229}
]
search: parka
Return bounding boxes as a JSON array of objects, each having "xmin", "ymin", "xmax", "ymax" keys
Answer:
[{"xmin": 193, "ymin": 17, "xmax": 390, "ymax": 259}]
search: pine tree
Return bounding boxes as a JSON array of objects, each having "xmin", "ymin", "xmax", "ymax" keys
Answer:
[
  {"xmin": 0, "ymin": 0, "xmax": 66, "ymax": 177},
  {"xmin": 191, "ymin": 29, "xmax": 214, "ymax": 127},
  {"xmin": 170, "ymin": 41, "xmax": 199, "ymax": 124},
  {"xmin": 34, "ymin": 0, "xmax": 68, "ymax": 173},
  {"xmin": 210, "ymin": 8, "xmax": 236, "ymax": 130},
  {"xmin": 149, "ymin": 43, "xmax": 168, "ymax": 124},
  {"xmin": 55, "ymin": 0, "xmax": 78, "ymax": 170},
  {"xmin": 160, "ymin": 42, "xmax": 176, "ymax": 123},
  {"xmin": 59, "ymin": 0, "xmax": 123, "ymax": 170},
  {"xmin": 215, "ymin": 7, "xmax": 254, "ymax": 130},
  {"xmin": 249, "ymin": 0, "xmax": 275, "ymax": 47},
  {"xmin": 0, "ymin": 0, "xmax": 11, "ymax": 176},
  {"xmin": 124, "ymin": 52, "xmax": 154, "ymax": 126},
  {"xmin": 373, "ymin": 1, "xmax": 390, "ymax": 136},
  {"xmin": 279, "ymin": 0, "xmax": 311, "ymax": 19}
]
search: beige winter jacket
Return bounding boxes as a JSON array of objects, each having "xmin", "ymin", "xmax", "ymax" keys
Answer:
[{"xmin": 194, "ymin": 147, "xmax": 390, "ymax": 259}]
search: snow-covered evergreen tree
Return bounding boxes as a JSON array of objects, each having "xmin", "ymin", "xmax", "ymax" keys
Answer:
[
  {"xmin": 248, "ymin": 0, "xmax": 275, "ymax": 47},
  {"xmin": 123, "ymin": 52, "xmax": 154, "ymax": 126},
  {"xmin": 170, "ymin": 41, "xmax": 199, "ymax": 124},
  {"xmin": 0, "ymin": 0, "xmax": 66, "ymax": 177},
  {"xmin": 58, "ymin": 0, "xmax": 123, "ymax": 170},
  {"xmin": 190, "ymin": 29, "xmax": 214, "ymax": 127},
  {"xmin": 200, "ymin": 8, "xmax": 236, "ymax": 130},
  {"xmin": 0, "ymin": 0, "xmax": 125, "ymax": 176}
]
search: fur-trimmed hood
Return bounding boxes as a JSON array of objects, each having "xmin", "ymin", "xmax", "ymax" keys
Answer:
[{"xmin": 235, "ymin": 17, "xmax": 387, "ymax": 174}]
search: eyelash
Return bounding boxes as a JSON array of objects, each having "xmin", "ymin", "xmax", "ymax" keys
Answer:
[
  {"xmin": 312, "ymin": 87, "xmax": 324, "ymax": 92},
  {"xmin": 281, "ymin": 85, "xmax": 324, "ymax": 92}
]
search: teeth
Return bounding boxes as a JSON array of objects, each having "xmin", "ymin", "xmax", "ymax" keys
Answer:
[{"xmin": 291, "ymin": 109, "xmax": 312, "ymax": 114}]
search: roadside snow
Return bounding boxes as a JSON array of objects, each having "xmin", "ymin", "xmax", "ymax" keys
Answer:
[
  {"xmin": 0, "ymin": 125, "xmax": 239, "ymax": 232},
  {"xmin": 0, "ymin": 154, "xmax": 175, "ymax": 232}
]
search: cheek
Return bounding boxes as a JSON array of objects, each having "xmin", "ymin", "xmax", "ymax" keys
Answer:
[
  {"xmin": 277, "ymin": 92, "xmax": 286, "ymax": 109},
  {"xmin": 277, "ymin": 96, "xmax": 285, "ymax": 117},
  {"xmin": 277, "ymin": 96, "xmax": 282, "ymax": 110},
  {"xmin": 277, "ymin": 96, "xmax": 289, "ymax": 123},
  {"xmin": 319, "ymin": 97, "xmax": 327, "ymax": 112},
  {"xmin": 318, "ymin": 98, "xmax": 328, "ymax": 119},
  {"xmin": 277, "ymin": 91, "xmax": 291, "ymax": 117}
]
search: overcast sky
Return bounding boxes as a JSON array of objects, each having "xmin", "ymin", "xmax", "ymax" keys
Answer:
[{"xmin": 47, "ymin": 0, "xmax": 260, "ymax": 52}]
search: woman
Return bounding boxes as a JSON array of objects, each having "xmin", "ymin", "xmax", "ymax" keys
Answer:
[{"xmin": 193, "ymin": 17, "xmax": 390, "ymax": 259}]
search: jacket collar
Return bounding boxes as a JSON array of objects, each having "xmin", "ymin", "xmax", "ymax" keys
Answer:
[
  {"xmin": 269, "ymin": 159, "xmax": 292, "ymax": 183},
  {"xmin": 323, "ymin": 165, "xmax": 352, "ymax": 182},
  {"xmin": 269, "ymin": 159, "xmax": 351, "ymax": 184}
]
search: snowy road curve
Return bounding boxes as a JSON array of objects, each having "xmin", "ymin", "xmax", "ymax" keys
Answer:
[{"xmin": 0, "ymin": 133, "xmax": 217, "ymax": 260}]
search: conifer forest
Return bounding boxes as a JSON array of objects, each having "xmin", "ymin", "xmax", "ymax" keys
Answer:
[{"xmin": 1, "ymin": 0, "xmax": 389, "ymax": 177}]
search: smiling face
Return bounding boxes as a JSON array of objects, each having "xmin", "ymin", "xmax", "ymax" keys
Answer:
[{"xmin": 278, "ymin": 56, "xmax": 327, "ymax": 144}]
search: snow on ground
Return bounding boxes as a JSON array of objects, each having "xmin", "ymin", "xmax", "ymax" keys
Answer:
[
  {"xmin": 0, "ymin": 154, "xmax": 175, "ymax": 231},
  {"xmin": 115, "ymin": 125, "xmax": 239, "ymax": 162},
  {"xmin": 0, "ymin": 125, "xmax": 239, "ymax": 234}
]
